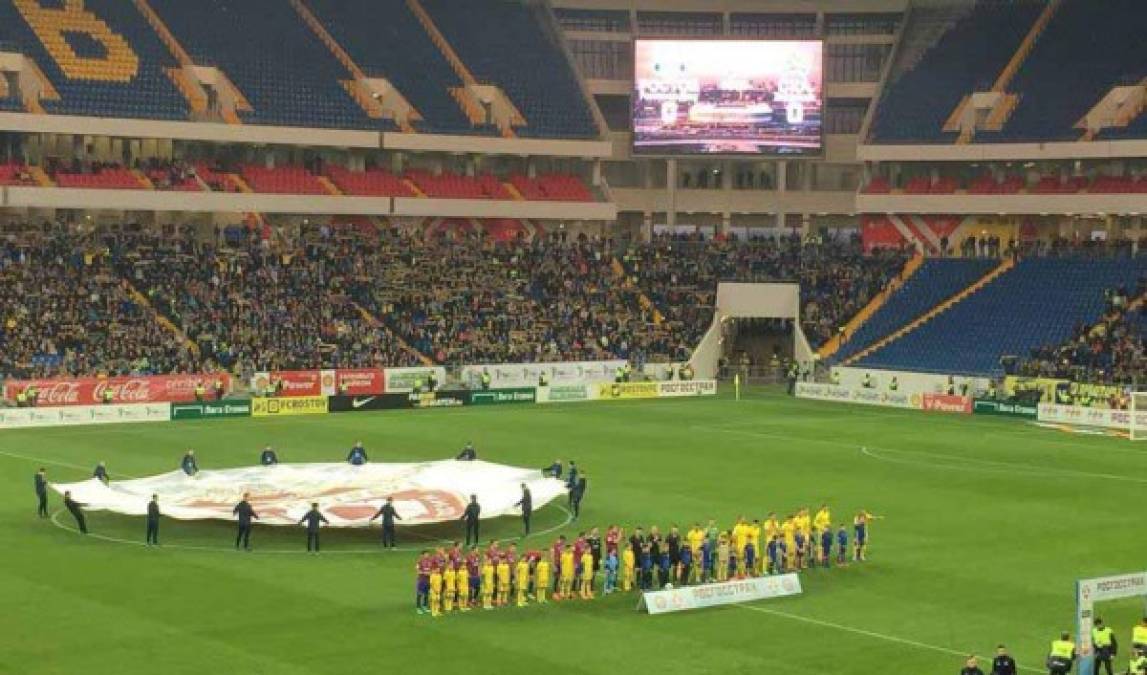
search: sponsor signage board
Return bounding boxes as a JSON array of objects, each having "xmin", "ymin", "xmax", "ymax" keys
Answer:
[
  {"xmin": 639, "ymin": 574, "xmax": 803, "ymax": 615},
  {"xmin": 408, "ymin": 390, "xmax": 469, "ymax": 409},
  {"xmin": 470, "ymin": 388, "xmax": 537, "ymax": 406},
  {"xmin": 597, "ymin": 382, "xmax": 660, "ymax": 400},
  {"xmin": 328, "ymin": 394, "xmax": 409, "ymax": 413},
  {"xmin": 460, "ymin": 360, "xmax": 624, "ymax": 390},
  {"xmin": 537, "ymin": 385, "xmax": 595, "ymax": 404},
  {"xmin": 1037, "ymin": 403, "xmax": 1147, "ymax": 430},
  {"xmin": 4, "ymin": 373, "xmax": 229, "ymax": 406},
  {"xmin": 381, "ymin": 366, "xmax": 448, "ymax": 394},
  {"xmin": 170, "ymin": 400, "xmax": 253, "ymax": 420},
  {"xmin": 972, "ymin": 399, "xmax": 1037, "ymax": 418},
  {"xmin": 251, "ymin": 396, "xmax": 329, "ymax": 417},
  {"xmin": 921, "ymin": 393, "xmax": 971, "ymax": 414},
  {"xmin": 796, "ymin": 382, "xmax": 921, "ymax": 410},
  {"xmin": 0, "ymin": 403, "xmax": 170, "ymax": 429},
  {"xmin": 656, "ymin": 380, "xmax": 717, "ymax": 397}
]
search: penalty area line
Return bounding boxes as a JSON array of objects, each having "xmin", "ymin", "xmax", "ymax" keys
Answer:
[{"xmin": 734, "ymin": 604, "xmax": 1042, "ymax": 673}]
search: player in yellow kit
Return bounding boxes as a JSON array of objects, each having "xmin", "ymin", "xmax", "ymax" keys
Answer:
[
  {"xmin": 481, "ymin": 558, "xmax": 495, "ymax": 610},
  {"xmin": 442, "ymin": 563, "xmax": 456, "ymax": 613},
  {"xmin": 781, "ymin": 515, "xmax": 797, "ymax": 571},
  {"xmin": 558, "ymin": 545, "xmax": 575, "ymax": 600},
  {"xmin": 429, "ymin": 566, "xmax": 444, "ymax": 618},
  {"xmin": 579, "ymin": 550, "xmax": 595, "ymax": 599},
  {"xmin": 515, "ymin": 556, "xmax": 531, "ymax": 607},
  {"xmin": 764, "ymin": 512, "xmax": 780, "ymax": 543},
  {"xmin": 747, "ymin": 519, "xmax": 763, "ymax": 575},
  {"xmin": 535, "ymin": 557, "xmax": 550, "ymax": 604},
  {"xmin": 496, "ymin": 556, "xmax": 511, "ymax": 607},
  {"xmin": 622, "ymin": 544, "xmax": 635, "ymax": 591},
  {"xmin": 455, "ymin": 562, "xmax": 470, "ymax": 612},
  {"xmin": 814, "ymin": 503, "xmax": 832, "ymax": 533}
]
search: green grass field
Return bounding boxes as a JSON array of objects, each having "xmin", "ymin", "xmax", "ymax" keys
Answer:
[{"xmin": 2, "ymin": 388, "xmax": 1145, "ymax": 675}]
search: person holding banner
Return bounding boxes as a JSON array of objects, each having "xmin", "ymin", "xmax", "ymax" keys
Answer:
[
  {"xmin": 259, "ymin": 447, "xmax": 279, "ymax": 466},
  {"xmin": 370, "ymin": 497, "xmax": 402, "ymax": 549},
  {"xmin": 181, "ymin": 450, "xmax": 198, "ymax": 476},
  {"xmin": 63, "ymin": 491, "xmax": 88, "ymax": 534},
  {"xmin": 299, "ymin": 503, "xmax": 329, "ymax": 553},
  {"xmin": 461, "ymin": 495, "xmax": 481, "ymax": 546},
  {"xmin": 515, "ymin": 484, "xmax": 532, "ymax": 535},
  {"xmin": 92, "ymin": 462, "xmax": 109, "ymax": 485},
  {"xmin": 233, "ymin": 493, "xmax": 258, "ymax": 551},
  {"xmin": 346, "ymin": 441, "xmax": 368, "ymax": 465},
  {"xmin": 146, "ymin": 494, "xmax": 161, "ymax": 546}
]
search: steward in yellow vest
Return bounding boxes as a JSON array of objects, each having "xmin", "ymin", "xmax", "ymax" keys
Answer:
[{"xmin": 1047, "ymin": 632, "xmax": 1076, "ymax": 675}]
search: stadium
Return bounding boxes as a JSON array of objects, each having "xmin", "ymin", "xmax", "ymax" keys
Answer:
[{"xmin": 3, "ymin": 0, "xmax": 1147, "ymax": 673}]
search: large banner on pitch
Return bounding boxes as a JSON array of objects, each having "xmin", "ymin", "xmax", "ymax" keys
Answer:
[
  {"xmin": 639, "ymin": 574, "xmax": 803, "ymax": 615},
  {"xmin": 50, "ymin": 460, "xmax": 567, "ymax": 527},
  {"xmin": 3, "ymin": 373, "xmax": 229, "ymax": 406}
]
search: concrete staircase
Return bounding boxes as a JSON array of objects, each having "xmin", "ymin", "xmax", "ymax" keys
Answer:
[
  {"xmin": 842, "ymin": 257, "xmax": 1015, "ymax": 366},
  {"xmin": 817, "ymin": 253, "xmax": 923, "ymax": 360}
]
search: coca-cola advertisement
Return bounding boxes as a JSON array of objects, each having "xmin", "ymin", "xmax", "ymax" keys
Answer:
[
  {"xmin": 336, "ymin": 368, "xmax": 383, "ymax": 396},
  {"xmin": 4, "ymin": 373, "xmax": 230, "ymax": 407}
]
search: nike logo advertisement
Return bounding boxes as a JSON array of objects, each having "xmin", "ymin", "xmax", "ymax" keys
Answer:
[{"xmin": 352, "ymin": 397, "xmax": 376, "ymax": 408}]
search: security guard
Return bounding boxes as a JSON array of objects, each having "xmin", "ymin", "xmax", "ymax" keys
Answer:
[
  {"xmin": 213, "ymin": 378, "xmax": 226, "ymax": 400},
  {"xmin": 26, "ymin": 385, "xmax": 38, "ymax": 406},
  {"xmin": 480, "ymin": 369, "xmax": 492, "ymax": 390},
  {"xmin": 538, "ymin": 371, "xmax": 549, "ymax": 387},
  {"xmin": 623, "ymin": 362, "xmax": 633, "ymax": 381},
  {"xmin": 101, "ymin": 388, "xmax": 114, "ymax": 404},
  {"xmin": 889, "ymin": 376, "xmax": 899, "ymax": 392},
  {"xmin": 15, "ymin": 389, "xmax": 27, "ymax": 407},
  {"xmin": 830, "ymin": 370, "xmax": 841, "ymax": 386},
  {"xmin": 615, "ymin": 365, "xmax": 625, "ymax": 384},
  {"xmin": 427, "ymin": 371, "xmax": 438, "ymax": 392},
  {"xmin": 194, "ymin": 380, "xmax": 206, "ymax": 402},
  {"xmin": 337, "ymin": 380, "xmax": 348, "ymax": 396},
  {"xmin": 946, "ymin": 376, "xmax": 956, "ymax": 395},
  {"xmin": 1091, "ymin": 617, "xmax": 1117, "ymax": 675},
  {"xmin": 1047, "ymin": 631, "xmax": 1076, "ymax": 675},
  {"xmin": 987, "ymin": 380, "xmax": 998, "ymax": 400},
  {"xmin": 412, "ymin": 376, "xmax": 424, "ymax": 394},
  {"xmin": 1130, "ymin": 647, "xmax": 1147, "ymax": 675},
  {"xmin": 862, "ymin": 372, "xmax": 874, "ymax": 389},
  {"xmin": 786, "ymin": 362, "xmax": 799, "ymax": 395},
  {"xmin": 1133, "ymin": 617, "xmax": 1147, "ymax": 653}
]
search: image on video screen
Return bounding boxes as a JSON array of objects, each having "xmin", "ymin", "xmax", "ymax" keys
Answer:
[{"xmin": 632, "ymin": 39, "xmax": 823, "ymax": 156}]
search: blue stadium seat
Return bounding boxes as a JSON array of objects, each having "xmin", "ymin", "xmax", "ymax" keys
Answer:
[
  {"xmin": 870, "ymin": 1, "xmax": 1042, "ymax": 144},
  {"xmin": 0, "ymin": 0, "xmax": 188, "ymax": 120},
  {"xmin": 832, "ymin": 258, "xmax": 998, "ymax": 364},
  {"xmin": 997, "ymin": 0, "xmax": 1147, "ymax": 142},
  {"xmin": 148, "ymin": 0, "xmax": 374, "ymax": 129},
  {"xmin": 306, "ymin": 0, "xmax": 475, "ymax": 134},
  {"xmin": 422, "ymin": 0, "xmax": 598, "ymax": 139},
  {"xmin": 856, "ymin": 257, "xmax": 1147, "ymax": 375}
]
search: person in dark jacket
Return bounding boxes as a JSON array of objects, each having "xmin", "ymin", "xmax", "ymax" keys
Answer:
[
  {"xmin": 181, "ymin": 450, "xmax": 198, "ymax": 476},
  {"xmin": 146, "ymin": 494, "xmax": 161, "ymax": 545},
  {"xmin": 369, "ymin": 497, "xmax": 402, "ymax": 548},
  {"xmin": 299, "ymin": 503, "xmax": 329, "ymax": 553},
  {"xmin": 460, "ymin": 495, "xmax": 481, "ymax": 546},
  {"xmin": 259, "ymin": 446, "xmax": 279, "ymax": 466},
  {"xmin": 545, "ymin": 459, "xmax": 562, "ymax": 479},
  {"xmin": 515, "ymin": 484, "xmax": 532, "ymax": 535},
  {"xmin": 960, "ymin": 655, "xmax": 985, "ymax": 675},
  {"xmin": 34, "ymin": 468, "xmax": 48, "ymax": 518},
  {"xmin": 571, "ymin": 475, "xmax": 587, "ymax": 519},
  {"xmin": 456, "ymin": 442, "xmax": 477, "ymax": 461},
  {"xmin": 346, "ymin": 441, "xmax": 368, "ymax": 465},
  {"xmin": 233, "ymin": 493, "xmax": 258, "ymax": 550},
  {"xmin": 63, "ymin": 491, "xmax": 88, "ymax": 534},
  {"xmin": 92, "ymin": 461, "xmax": 109, "ymax": 484},
  {"xmin": 990, "ymin": 645, "xmax": 1017, "ymax": 675}
]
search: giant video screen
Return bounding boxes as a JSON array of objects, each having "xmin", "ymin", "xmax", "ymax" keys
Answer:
[{"xmin": 632, "ymin": 39, "xmax": 823, "ymax": 156}]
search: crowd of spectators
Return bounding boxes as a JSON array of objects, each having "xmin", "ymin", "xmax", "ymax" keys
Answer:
[
  {"xmin": 0, "ymin": 222, "xmax": 918, "ymax": 380},
  {"xmin": 621, "ymin": 231, "xmax": 911, "ymax": 350},
  {"xmin": 1020, "ymin": 283, "xmax": 1146, "ymax": 385},
  {"xmin": 0, "ymin": 231, "xmax": 197, "ymax": 378}
]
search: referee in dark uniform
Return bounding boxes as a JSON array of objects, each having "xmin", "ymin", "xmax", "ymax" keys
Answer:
[
  {"xmin": 63, "ymin": 491, "xmax": 88, "ymax": 534},
  {"xmin": 146, "ymin": 494, "xmax": 161, "ymax": 545},
  {"xmin": 34, "ymin": 468, "xmax": 48, "ymax": 518},
  {"xmin": 515, "ymin": 484, "xmax": 532, "ymax": 536},
  {"xmin": 233, "ymin": 493, "xmax": 258, "ymax": 551},
  {"xmin": 299, "ymin": 503, "xmax": 329, "ymax": 553},
  {"xmin": 369, "ymin": 497, "xmax": 401, "ymax": 549},
  {"xmin": 461, "ymin": 495, "xmax": 481, "ymax": 546}
]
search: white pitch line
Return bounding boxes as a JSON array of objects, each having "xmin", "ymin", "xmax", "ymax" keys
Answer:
[
  {"xmin": 0, "ymin": 449, "xmax": 133, "ymax": 476},
  {"xmin": 860, "ymin": 446, "xmax": 1147, "ymax": 485},
  {"xmin": 735, "ymin": 603, "xmax": 1042, "ymax": 673}
]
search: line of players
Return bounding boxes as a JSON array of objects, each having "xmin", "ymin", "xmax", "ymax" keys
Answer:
[{"xmin": 416, "ymin": 505, "xmax": 879, "ymax": 616}]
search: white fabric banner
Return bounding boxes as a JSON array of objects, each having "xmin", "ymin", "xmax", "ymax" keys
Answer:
[
  {"xmin": 0, "ymin": 403, "xmax": 170, "ymax": 429},
  {"xmin": 641, "ymin": 573, "xmax": 803, "ymax": 615},
  {"xmin": 796, "ymin": 382, "xmax": 921, "ymax": 410},
  {"xmin": 1038, "ymin": 403, "xmax": 1147, "ymax": 430},
  {"xmin": 460, "ymin": 360, "xmax": 624, "ymax": 390},
  {"xmin": 50, "ymin": 460, "xmax": 567, "ymax": 527}
]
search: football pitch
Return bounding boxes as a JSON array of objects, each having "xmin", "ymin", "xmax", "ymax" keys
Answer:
[{"xmin": 2, "ymin": 388, "xmax": 1145, "ymax": 675}]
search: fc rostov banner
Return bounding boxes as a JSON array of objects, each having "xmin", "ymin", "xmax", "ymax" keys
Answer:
[
  {"xmin": 639, "ymin": 574, "xmax": 803, "ymax": 615},
  {"xmin": 50, "ymin": 460, "xmax": 568, "ymax": 527}
]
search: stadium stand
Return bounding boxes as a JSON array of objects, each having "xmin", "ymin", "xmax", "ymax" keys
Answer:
[
  {"xmin": 325, "ymin": 166, "xmax": 414, "ymax": 198},
  {"xmin": 994, "ymin": 0, "xmax": 1147, "ymax": 142},
  {"xmin": 147, "ymin": 0, "xmax": 375, "ymax": 129},
  {"xmin": 305, "ymin": 0, "xmax": 474, "ymax": 134},
  {"xmin": 1020, "ymin": 284, "xmax": 1145, "ymax": 385},
  {"xmin": 871, "ymin": 1, "xmax": 1042, "ymax": 143},
  {"xmin": 240, "ymin": 165, "xmax": 328, "ymax": 196},
  {"xmin": 422, "ymin": 0, "xmax": 598, "ymax": 139},
  {"xmin": 509, "ymin": 174, "xmax": 595, "ymax": 202},
  {"xmin": 0, "ymin": 233, "xmax": 199, "ymax": 378},
  {"xmin": 0, "ymin": 0, "xmax": 189, "ymax": 120},
  {"xmin": 831, "ymin": 258, "xmax": 998, "ymax": 364},
  {"xmin": 856, "ymin": 255, "xmax": 1147, "ymax": 375}
]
